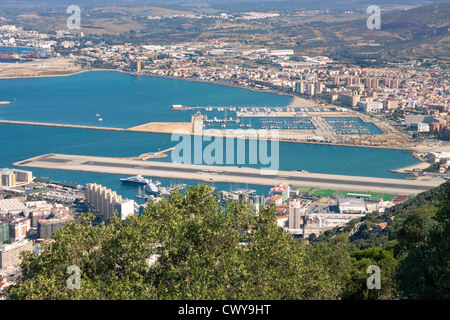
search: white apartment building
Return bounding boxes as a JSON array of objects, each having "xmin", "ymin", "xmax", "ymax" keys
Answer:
[{"xmin": 85, "ymin": 183, "xmax": 135, "ymax": 221}]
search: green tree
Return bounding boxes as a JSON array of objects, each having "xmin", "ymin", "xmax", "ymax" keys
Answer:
[
  {"xmin": 395, "ymin": 182, "xmax": 450, "ymax": 299},
  {"xmin": 6, "ymin": 185, "xmax": 344, "ymax": 300}
]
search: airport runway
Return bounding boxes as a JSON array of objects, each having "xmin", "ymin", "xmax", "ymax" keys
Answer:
[{"xmin": 14, "ymin": 153, "xmax": 445, "ymax": 195}]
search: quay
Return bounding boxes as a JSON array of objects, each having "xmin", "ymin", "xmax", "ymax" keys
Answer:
[{"xmin": 13, "ymin": 153, "xmax": 446, "ymax": 195}]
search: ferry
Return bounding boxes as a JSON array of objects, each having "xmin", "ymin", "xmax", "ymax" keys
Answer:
[{"xmin": 171, "ymin": 104, "xmax": 183, "ymax": 110}]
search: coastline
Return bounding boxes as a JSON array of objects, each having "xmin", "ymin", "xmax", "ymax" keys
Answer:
[{"xmin": 0, "ymin": 66, "xmax": 445, "ymax": 154}]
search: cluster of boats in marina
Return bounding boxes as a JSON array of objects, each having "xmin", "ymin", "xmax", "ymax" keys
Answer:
[
  {"xmin": 260, "ymin": 118, "xmax": 316, "ymax": 130},
  {"xmin": 324, "ymin": 118, "xmax": 379, "ymax": 135},
  {"xmin": 203, "ymin": 115, "xmax": 252, "ymax": 128},
  {"xmin": 177, "ymin": 104, "xmax": 377, "ymax": 135}
]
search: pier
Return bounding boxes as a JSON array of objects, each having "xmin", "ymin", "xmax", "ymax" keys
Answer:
[
  {"xmin": 0, "ymin": 120, "xmax": 193, "ymax": 134},
  {"xmin": 0, "ymin": 120, "xmax": 129, "ymax": 132},
  {"xmin": 13, "ymin": 153, "xmax": 445, "ymax": 195}
]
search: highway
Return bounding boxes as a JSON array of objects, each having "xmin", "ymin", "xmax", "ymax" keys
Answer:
[{"xmin": 14, "ymin": 153, "xmax": 446, "ymax": 195}]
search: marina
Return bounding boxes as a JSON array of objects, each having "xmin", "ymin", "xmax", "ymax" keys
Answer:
[{"xmin": 324, "ymin": 117, "xmax": 384, "ymax": 135}]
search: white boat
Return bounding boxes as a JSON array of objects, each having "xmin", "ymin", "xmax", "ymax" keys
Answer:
[
  {"xmin": 144, "ymin": 180, "xmax": 160, "ymax": 194},
  {"xmin": 98, "ymin": 118, "xmax": 103, "ymax": 121},
  {"xmin": 120, "ymin": 174, "xmax": 150, "ymax": 185}
]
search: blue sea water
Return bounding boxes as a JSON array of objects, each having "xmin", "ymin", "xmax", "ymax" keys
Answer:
[{"xmin": 0, "ymin": 71, "xmax": 421, "ymax": 201}]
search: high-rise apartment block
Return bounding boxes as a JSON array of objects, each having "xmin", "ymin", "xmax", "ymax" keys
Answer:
[
  {"xmin": 288, "ymin": 199, "xmax": 304, "ymax": 231},
  {"xmin": 0, "ymin": 168, "xmax": 32, "ymax": 188},
  {"xmin": 85, "ymin": 183, "xmax": 135, "ymax": 221},
  {"xmin": 0, "ymin": 239, "xmax": 33, "ymax": 269}
]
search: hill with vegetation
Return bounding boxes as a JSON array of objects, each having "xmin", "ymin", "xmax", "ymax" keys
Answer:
[{"xmin": 316, "ymin": 0, "xmax": 450, "ymax": 65}]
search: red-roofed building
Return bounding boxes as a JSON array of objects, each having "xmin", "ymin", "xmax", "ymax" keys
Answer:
[
  {"xmin": 269, "ymin": 183, "xmax": 290, "ymax": 202},
  {"xmin": 372, "ymin": 222, "xmax": 387, "ymax": 233},
  {"xmin": 266, "ymin": 194, "xmax": 283, "ymax": 206},
  {"xmin": 392, "ymin": 195, "xmax": 408, "ymax": 203},
  {"xmin": 276, "ymin": 204, "xmax": 289, "ymax": 215}
]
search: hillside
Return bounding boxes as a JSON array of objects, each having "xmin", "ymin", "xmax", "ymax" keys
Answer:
[
  {"xmin": 310, "ymin": 1, "xmax": 450, "ymax": 64},
  {"xmin": 312, "ymin": 181, "xmax": 449, "ymax": 251}
]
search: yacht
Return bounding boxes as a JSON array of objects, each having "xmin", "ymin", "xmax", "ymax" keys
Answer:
[
  {"xmin": 120, "ymin": 174, "xmax": 150, "ymax": 185},
  {"xmin": 144, "ymin": 180, "xmax": 160, "ymax": 194}
]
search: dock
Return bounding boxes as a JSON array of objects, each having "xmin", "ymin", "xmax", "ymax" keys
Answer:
[{"xmin": 13, "ymin": 153, "xmax": 446, "ymax": 195}]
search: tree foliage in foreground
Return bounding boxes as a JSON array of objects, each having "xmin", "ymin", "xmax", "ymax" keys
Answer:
[
  {"xmin": 7, "ymin": 182, "xmax": 448, "ymax": 300},
  {"xmin": 7, "ymin": 185, "xmax": 348, "ymax": 300},
  {"xmin": 395, "ymin": 182, "xmax": 450, "ymax": 299}
]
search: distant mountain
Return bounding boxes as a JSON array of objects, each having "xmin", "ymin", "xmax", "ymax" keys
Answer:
[
  {"xmin": 303, "ymin": 0, "xmax": 450, "ymax": 64},
  {"xmin": 0, "ymin": 0, "xmax": 444, "ymax": 10}
]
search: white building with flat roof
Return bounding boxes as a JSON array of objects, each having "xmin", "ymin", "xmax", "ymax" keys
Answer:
[
  {"xmin": 338, "ymin": 197, "xmax": 367, "ymax": 214},
  {"xmin": 0, "ymin": 199, "xmax": 27, "ymax": 215}
]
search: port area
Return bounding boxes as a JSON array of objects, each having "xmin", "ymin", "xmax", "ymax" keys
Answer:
[{"xmin": 13, "ymin": 153, "xmax": 445, "ymax": 195}]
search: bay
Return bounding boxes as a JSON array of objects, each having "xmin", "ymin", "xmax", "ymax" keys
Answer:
[{"xmin": 0, "ymin": 71, "xmax": 420, "ymax": 202}]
